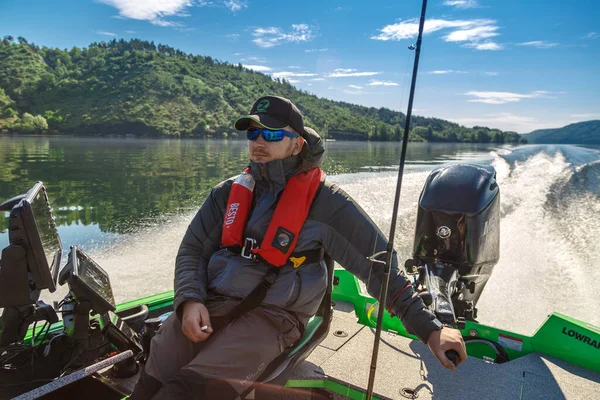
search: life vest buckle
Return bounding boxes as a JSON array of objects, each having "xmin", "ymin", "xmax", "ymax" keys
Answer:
[{"xmin": 240, "ymin": 237, "xmax": 257, "ymax": 260}]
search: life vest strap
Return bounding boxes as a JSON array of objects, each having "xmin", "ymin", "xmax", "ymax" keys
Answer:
[
  {"xmin": 225, "ymin": 266, "xmax": 281, "ymax": 323},
  {"xmin": 223, "ymin": 245, "xmax": 325, "ymax": 325},
  {"xmin": 225, "ymin": 245, "xmax": 325, "ymax": 269}
]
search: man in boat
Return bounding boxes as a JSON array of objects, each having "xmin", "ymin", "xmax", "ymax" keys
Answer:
[{"xmin": 132, "ymin": 95, "xmax": 467, "ymax": 399}]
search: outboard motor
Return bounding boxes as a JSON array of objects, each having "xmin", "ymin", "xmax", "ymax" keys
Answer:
[{"xmin": 405, "ymin": 164, "xmax": 500, "ymax": 328}]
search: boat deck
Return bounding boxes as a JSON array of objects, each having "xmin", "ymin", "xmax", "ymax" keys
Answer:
[{"xmin": 284, "ymin": 300, "xmax": 600, "ymax": 399}]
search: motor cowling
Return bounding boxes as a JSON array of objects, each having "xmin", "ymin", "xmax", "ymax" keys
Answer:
[{"xmin": 409, "ymin": 164, "xmax": 500, "ymax": 326}]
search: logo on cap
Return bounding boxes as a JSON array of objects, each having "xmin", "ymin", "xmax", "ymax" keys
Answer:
[{"xmin": 256, "ymin": 99, "xmax": 270, "ymax": 112}]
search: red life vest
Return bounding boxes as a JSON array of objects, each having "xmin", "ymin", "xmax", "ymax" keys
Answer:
[{"xmin": 222, "ymin": 167, "xmax": 325, "ymax": 267}]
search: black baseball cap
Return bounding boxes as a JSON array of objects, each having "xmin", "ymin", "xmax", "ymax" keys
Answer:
[{"xmin": 234, "ymin": 96, "xmax": 305, "ymax": 137}]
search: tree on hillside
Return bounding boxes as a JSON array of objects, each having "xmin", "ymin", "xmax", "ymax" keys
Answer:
[
  {"xmin": 0, "ymin": 37, "xmax": 525, "ymax": 143},
  {"xmin": 10, "ymin": 112, "xmax": 48, "ymax": 133}
]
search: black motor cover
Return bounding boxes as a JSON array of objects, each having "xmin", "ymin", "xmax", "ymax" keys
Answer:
[{"xmin": 412, "ymin": 164, "xmax": 500, "ymax": 320}]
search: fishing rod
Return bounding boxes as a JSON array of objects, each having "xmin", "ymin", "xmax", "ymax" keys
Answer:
[{"xmin": 365, "ymin": 0, "xmax": 429, "ymax": 398}]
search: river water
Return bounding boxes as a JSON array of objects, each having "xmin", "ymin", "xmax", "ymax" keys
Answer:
[{"xmin": 1, "ymin": 136, "xmax": 599, "ymax": 335}]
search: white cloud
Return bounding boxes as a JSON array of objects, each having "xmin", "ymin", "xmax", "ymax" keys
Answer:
[
  {"xmin": 455, "ymin": 113, "xmax": 591, "ymax": 133},
  {"xmin": 312, "ymin": 78, "xmax": 325, "ymax": 81},
  {"xmin": 348, "ymin": 84, "xmax": 363, "ymax": 89},
  {"xmin": 240, "ymin": 56, "xmax": 266, "ymax": 63},
  {"xmin": 428, "ymin": 70, "xmax": 467, "ymax": 74},
  {"xmin": 454, "ymin": 113, "xmax": 542, "ymax": 133},
  {"xmin": 288, "ymin": 65, "xmax": 301, "ymax": 69},
  {"xmin": 151, "ymin": 19, "xmax": 183, "ymax": 27},
  {"xmin": 372, "ymin": 18, "xmax": 502, "ymax": 51},
  {"xmin": 570, "ymin": 113, "xmax": 600, "ymax": 119},
  {"xmin": 464, "ymin": 41, "xmax": 503, "ymax": 50},
  {"xmin": 224, "ymin": 0, "xmax": 246, "ymax": 12},
  {"xmin": 581, "ymin": 32, "xmax": 598, "ymax": 40},
  {"xmin": 95, "ymin": 30, "xmax": 117, "ymax": 36},
  {"xmin": 444, "ymin": 0, "xmax": 478, "ymax": 8},
  {"xmin": 372, "ymin": 18, "xmax": 487, "ymax": 40},
  {"xmin": 252, "ymin": 24, "xmax": 315, "ymax": 48},
  {"xmin": 226, "ymin": 33, "xmax": 240, "ymax": 40},
  {"xmin": 464, "ymin": 90, "xmax": 556, "ymax": 104},
  {"xmin": 444, "ymin": 25, "xmax": 498, "ymax": 42},
  {"xmin": 125, "ymin": 30, "xmax": 136, "ymax": 34},
  {"xmin": 343, "ymin": 90, "xmax": 362, "ymax": 94},
  {"xmin": 98, "ymin": 0, "xmax": 193, "ymax": 27},
  {"xmin": 272, "ymin": 71, "xmax": 318, "ymax": 79},
  {"xmin": 484, "ymin": 71, "xmax": 498, "ymax": 76},
  {"xmin": 242, "ymin": 64, "xmax": 272, "ymax": 72},
  {"xmin": 367, "ymin": 80, "xmax": 398, "ymax": 86},
  {"xmin": 326, "ymin": 69, "xmax": 380, "ymax": 78},
  {"xmin": 518, "ymin": 41, "xmax": 559, "ymax": 49},
  {"xmin": 255, "ymin": 27, "xmax": 280, "ymax": 35},
  {"xmin": 305, "ymin": 48, "xmax": 328, "ymax": 53}
]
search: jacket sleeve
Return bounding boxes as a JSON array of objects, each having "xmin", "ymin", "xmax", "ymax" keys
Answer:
[
  {"xmin": 315, "ymin": 181, "xmax": 440, "ymax": 343},
  {"xmin": 173, "ymin": 180, "xmax": 232, "ymax": 318}
]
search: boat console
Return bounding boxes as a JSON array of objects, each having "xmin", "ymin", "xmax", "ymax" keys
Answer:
[
  {"xmin": 0, "ymin": 182, "xmax": 62, "ymax": 346},
  {"xmin": 0, "ymin": 182, "xmax": 145, "ymax": 398},
  {"xmin": 59, "ymin": 246, "xmax": 116, "ymax": 316}
]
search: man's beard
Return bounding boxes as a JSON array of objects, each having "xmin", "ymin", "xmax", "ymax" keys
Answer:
[
  {"xmin": 252, "ymin": 149, "xmax": 270, "ymax": 158},
  {"xmin": 251, "ymin": 141, "xmax": 295, "ymax": 161}
]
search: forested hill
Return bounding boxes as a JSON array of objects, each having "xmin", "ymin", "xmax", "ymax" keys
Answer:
[
  {"xmin": 524, "ymin": 120, "xmax": 600, "ymax": 144},
  {"xmin": 0, "ymin": 36, "xmax": 525, "ymax": 143}
]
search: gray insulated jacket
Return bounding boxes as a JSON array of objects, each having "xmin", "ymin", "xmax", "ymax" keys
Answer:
[{"xmin": 174, "ymin": 129, "xmax": 439, "ymax": 343}]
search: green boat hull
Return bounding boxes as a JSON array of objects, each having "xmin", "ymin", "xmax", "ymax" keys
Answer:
[{"xmin": 24, "ymin": 268, "xmax": 600, "ymax": 399}]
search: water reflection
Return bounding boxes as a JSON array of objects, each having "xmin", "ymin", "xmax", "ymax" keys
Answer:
[{"xmin": 0, "ymin": 136, "xmax": 505, "ymax": 249}]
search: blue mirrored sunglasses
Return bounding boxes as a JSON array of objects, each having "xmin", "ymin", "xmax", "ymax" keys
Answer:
[{"xmin": 246, "ymin": 127, "xmax": 298, "ymax": 142}]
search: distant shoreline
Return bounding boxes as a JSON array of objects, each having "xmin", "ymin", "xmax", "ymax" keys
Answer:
[{"xmin": 0, "ymin": 131, "xmax": 522, "ymax": 144}]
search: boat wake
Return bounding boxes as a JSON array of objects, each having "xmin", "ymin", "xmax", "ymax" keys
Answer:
[
  {"xmin": 478, "ymin": 146, "xmax": 600, "ymax": 334},
  {"xmin": 336, "ymin": 145, "xmax": 600, "ymax": 335}
]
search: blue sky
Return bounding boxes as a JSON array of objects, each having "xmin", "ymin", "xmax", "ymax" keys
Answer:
[{"xmin": 1, "ymin": 0, "xmax": 598, "ymax": 133}]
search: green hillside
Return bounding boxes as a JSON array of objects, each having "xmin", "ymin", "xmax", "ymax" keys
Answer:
[
  {"xmin": 0, "ymin": 36, "xmax": 525, "ymax": 143},
  {"xmin": 524, "ymin": 120, "xmax": 600, "ymax": 144}
]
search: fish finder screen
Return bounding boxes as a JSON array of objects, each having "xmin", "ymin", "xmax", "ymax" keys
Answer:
[
  {"xmin": 31, "ymin": 189, "xmax": 61, "ymax": 274},
  {"xmin": 78, "ymin": 252, "xmax": 116, "ymax": 308}
]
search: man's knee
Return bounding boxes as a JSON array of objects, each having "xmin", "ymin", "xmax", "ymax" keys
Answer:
[
  {"xmin": 144, "ymin": 313, "xmax": 202, "ymax": 383},
  {"xmin": 151, "ymin": 369, "xmax": 239, "ymax": 400}
]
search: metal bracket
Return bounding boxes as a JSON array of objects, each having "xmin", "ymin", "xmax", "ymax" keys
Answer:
[
  {"xmin": 366, "ymin": 251, "xmax": 387, "ymax": 265},
  {"xmin": 240, "ymin": 237, "xmax": 257, "ymax": 260}
]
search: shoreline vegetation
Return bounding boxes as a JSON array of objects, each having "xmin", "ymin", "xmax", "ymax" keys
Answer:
[{"xmin": 0, "ymin": 36, "xmax": 526, "ymax": 143}]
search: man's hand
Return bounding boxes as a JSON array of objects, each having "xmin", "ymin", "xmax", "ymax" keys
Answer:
[
  {"xmin": 181, "ymin": 300, "xmax": 214, "ymax": 343},
  {"xmin": 427, "ymin": 327, "xmax": 467, "ymax": 371}
]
